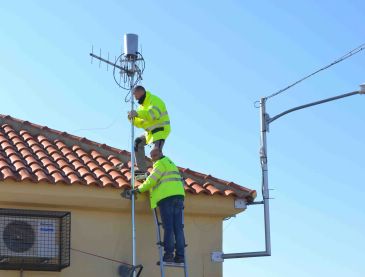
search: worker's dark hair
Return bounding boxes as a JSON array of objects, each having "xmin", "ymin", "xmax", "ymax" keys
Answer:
[{"xmin": 134, "ymin": 85, "xmax": 146, "ymax": 93}]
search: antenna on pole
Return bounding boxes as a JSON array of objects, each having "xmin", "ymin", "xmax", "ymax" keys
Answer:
[
  {"xmin": 90, "ymin": 39, "xmax": 145, "ymax": 91},
  {"xmin": 89, "ymin": 34, "xmax": 145, "ymax": 277}
]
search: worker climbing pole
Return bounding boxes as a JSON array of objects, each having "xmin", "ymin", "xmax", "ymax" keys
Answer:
[{"xmin": 90, "ymin": 34, "xmax": 188, "ymax": 277}]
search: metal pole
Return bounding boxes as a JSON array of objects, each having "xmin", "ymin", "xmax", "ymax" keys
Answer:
[
  {"xmin": 215, "ymin": 86, "xmax": 364, "ymax": 261},
  {"xmin": 218, "ymin": 98, "xmax": 272, "ymax": 260},
  {"xmin": 130, "ymin": 60, "xmax": 136, "ymax": 276},
  {"xmin": 260, "ymin": 97, "xmax": 271, "ymax": 256}
]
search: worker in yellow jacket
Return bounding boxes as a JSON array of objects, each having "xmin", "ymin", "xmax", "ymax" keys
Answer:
[
  {"xmin": 128, "ymin": 85, "xmax": 170, "ymax": 179},
  {"xmin": 127, "ymin": 148, "xmax": 186, "ymax": 263}
]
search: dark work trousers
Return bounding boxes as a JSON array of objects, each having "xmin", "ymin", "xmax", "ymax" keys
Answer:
[
  {"xmin": 134, "ymin": 134, "xmax": 165, "ymax": 172},
  {"xmin": 158, "ymin": 195, "xmax": 185, "ymax": 258}
]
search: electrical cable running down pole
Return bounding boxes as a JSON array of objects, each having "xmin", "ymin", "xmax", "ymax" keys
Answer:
[
  {"xmin": 89, "ymin": 34, "xmax": 145, "ymax": 277},
  {"xmin": 264, "ymin": 42, "xmax": 365, "ymax": 101}
]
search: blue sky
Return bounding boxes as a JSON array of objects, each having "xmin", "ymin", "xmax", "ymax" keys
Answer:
[{"xmin": 1, "ymin": 1, "xmax": 364, "ymax": 276}]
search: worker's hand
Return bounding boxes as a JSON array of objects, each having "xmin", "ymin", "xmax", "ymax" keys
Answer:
[
  {"xmin": 128, "ymin": 110, "xmax": 138, "ymax": 120},
  {"xmin": 121, "ymin": 188, "xmax": 140, "ymax": 200}
]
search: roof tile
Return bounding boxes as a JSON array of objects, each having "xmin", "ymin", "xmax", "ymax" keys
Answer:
[
  {"xmin": 34, "ymin": 170, "xmax": 51, "ymax": 183},
  {"xmin": 25, "ymin": 156, "xmax": 39, "ymax": 166},
  {"xmin": 100, "ymin": 176, "xmax": 114, "ymax": 187},
  {"xmin": 204, "ymin": 183, "xmax": 222, "ymax": 196},
  {"xmin": 71, "ymin": 160, "xmax": 84, "ymax": 171},
  {"xmin": 0, "ymin": 160, "xmax": 11, "ymax": 171},
  {"xmin": 51, "ymin": 172, "xmax": 68, "ymax": 184},
  {"xmin": 191, "ymin": 184, "xmax": 208, "ymax": 195},
  {"xmin": 68, "ymin": 173, "xmax": 82, "ymax": 184},
  {"xmin": 1, "ymin": 167, "xmax": 18, "ymax": 181},
  {"xmin": 13, "ymin": 161, "xmax": 27, "ymax": 171},
  {"xmin": 9, "ymin": 154, "xmax": 23, "ymax": 164},
  {"xmin": 18, "ymin": 168, "xmax": 34, "ymax": 182},
  {"xmin": 84, "ymin": 175, "xmax": 99, "ymax": 186},
  {"xmin": 19, "ymin": 148, "xmax": 33, "ymax": 159},
  {"xmin": 1, "ymin": 141, "xmax": 13, "ymax": 151},
  {"xmin": 0, "ymin": 115, "xmax": 256, "ymax": 202}
]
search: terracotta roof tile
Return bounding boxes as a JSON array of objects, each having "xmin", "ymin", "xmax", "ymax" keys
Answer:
[
  {"xmin": 36, "ymin": 151, "xmax": 49, "ymax": 161},
  {"xmin": 0, "ymin": 160, "xmax": 7, "ymax": 168},
  {"xmin": 193, "ymin": 184, "xmax": 210, "ymax": 194},
  {"xmin": 25, "ymin": 156, "xmax": 39, "ymax": 166},
  {"xmin": 2, "ymin": 167, "xmax": 18, "ymax": 181},
  {"xmin": 100, "ymin": 175, "xmax": 114, "ymax": 187},
  {"xmin": 18, "ymin": 168, "xmax": 34, "ymax": 182},
  {"xmin": 62, "ymin": 166, "xmax": 76, "ymax": 176},
  {"xmin": 84, "ymin": 175, "xmax": 99, "ymax": 186},
  {"xmin": 1, "ymin": 141, "xmax": 13, "ymax": 151},
  {"xmin": 183, "ymin": 184, "xmax": 195, "ymax": 194},
  {"xmin": 115, "ymin": 178, "xmax": 129, "ymax": 189},
  {"xmin": 68, "ymin": 173, "xmax": 82, "ymax": 184},
  {"xmin": 203, "ymin": 183, "xmax": 223, "ymax": 196},
  {"xmin": 29, "ymin": 162, "xmax": 43, "ymax": 173},
  {"xmin": 0, "ymin": 115, "xmax": 257, "ymax": 202},
  {"xmin": 15, "ymin": 143, "xmax": 28, "ymax": 152},
  {"xmin": 101, "ymin": 163, "xmax": 115, "ymax": 173},
  {"xmin": 108, "ymin": 155, "xmax": 121, "ymax": 166},
  {"xmin": 13, "ymin": 161, "xmax": 27, "ymax": 171},
  {"xmin": 19, "ymin": 148, "xmax": 33, "ymax": 159},
  {"xmin": 34, "ymin": 170, "xmax": 51, "ymax": 183},
  {"xmin": 50, "ymin": 152, "xmax": 65, "ymax": 163},
  {"xmin": 224, "ymin": 189, "xmax": 236, "ymax": 197},
  {"xmin": 71, "ymin": 160, "xmax": 84, "ymax": 171},
  {"xmin": 77, "ymin": 167, "xmax": 91, "ymax": 178},
  {"xmin": 108, "ymin": 170, "xmax": 125, "ymax": 181}
]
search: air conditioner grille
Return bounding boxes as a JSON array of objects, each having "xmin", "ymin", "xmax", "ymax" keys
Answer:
[
  {"xmin": 3, "ymin": 220, "xmax": 35, "ymax": 253},
  {"xmin": 0, "ymin": 208, "xmax": 70, "ymax": 272}
]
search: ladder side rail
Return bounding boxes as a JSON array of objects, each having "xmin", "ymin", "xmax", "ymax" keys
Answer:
[
  {"xmin": 182, "ymin": 209, "xmax": 188, "ymax": 277},
  {"xmin": 153, "ymin": 209, "xmax": 165, "ymax": 277}
]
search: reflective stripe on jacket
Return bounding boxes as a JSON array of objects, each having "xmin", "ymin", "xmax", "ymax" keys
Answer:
[
  {"xmin": 138, "ymin": 156, "xmax": 185, "ymax": 209},
  {"xmin": 132, "ymin": 91, "xmax": 171, "ymax": 145}
]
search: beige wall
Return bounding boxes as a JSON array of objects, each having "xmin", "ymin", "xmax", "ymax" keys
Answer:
[{"xmin": 0, "ymin": 181, "xmax": 244, "ymax": 277}]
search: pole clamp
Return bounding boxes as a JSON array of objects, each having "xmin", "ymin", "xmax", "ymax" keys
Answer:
[
  {"xmin": 211, "ymin": 252, "xmax": 224, "ymax": 262},
  {"xmin": 265, "ymin": 113, "xmax": 270, "ymax": 132},
  {"xmin": 360, "ymin": 83, "xmax": 365, "ymax": 94}
]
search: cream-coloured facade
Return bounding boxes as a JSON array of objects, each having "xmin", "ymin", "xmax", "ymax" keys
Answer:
[{"xmin": 0, "ymin": 179, "xmax": 245, "ymax": 277}]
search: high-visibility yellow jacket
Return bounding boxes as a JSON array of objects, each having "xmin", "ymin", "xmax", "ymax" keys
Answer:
[
  {"xmin": 132, "ymin": 91, "xmax": 171, "ymax": 145},
  {"xmin": 138, "ymin": 156, "xmax": 185, "ymax": 209}
]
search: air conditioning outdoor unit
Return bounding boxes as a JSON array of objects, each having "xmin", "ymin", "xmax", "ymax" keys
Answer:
[
  {"xmin": 0, "ymin": 208, "xmax": 70, "ymax": 272},
  {"xmin": 0, "ymin": 217, "xmax": 58, "ymax": 258}
]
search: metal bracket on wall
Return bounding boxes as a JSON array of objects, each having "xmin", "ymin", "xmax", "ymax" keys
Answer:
[
  {"xmin": 234, "ymin": 199, "xmax": 247, "ymax": 210},
  {"xmin": 211, "ymin": 252, "xmax": 224, "ymax": 263}
]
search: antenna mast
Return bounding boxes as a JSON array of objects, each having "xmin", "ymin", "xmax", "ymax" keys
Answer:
[{"xmin": 90, "ymin": 33, "xmax": 145, "ymax": 276}]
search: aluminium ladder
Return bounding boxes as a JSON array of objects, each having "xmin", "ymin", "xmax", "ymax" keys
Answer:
[{"xmin": 153, "ymin": 208, "xmax": 188, "ymax": 277}]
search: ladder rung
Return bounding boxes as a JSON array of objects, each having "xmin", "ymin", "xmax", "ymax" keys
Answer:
[{"xmin": 157, "ymin": 261, "xmax": 185, "ymax": 268}]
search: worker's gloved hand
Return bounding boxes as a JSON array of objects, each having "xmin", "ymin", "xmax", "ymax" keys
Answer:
[
  {"xmin": 121, "ymin": 188, "xmax": 140, "ymax": 200},
  {"xmin": 128, "ymin": 110, "xmax": 138, "ymax": 120}
]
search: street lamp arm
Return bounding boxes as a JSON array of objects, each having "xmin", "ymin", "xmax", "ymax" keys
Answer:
[
  {"xmin": 211, "ymin": 85, "xmax": 364, "ymax": 263},
  {"xmin": 268, "ymin": 90, "xmax": 361, "ymax": 124}
]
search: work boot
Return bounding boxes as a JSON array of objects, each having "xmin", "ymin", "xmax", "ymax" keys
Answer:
[
  {"xmin": 162, "ymin": 253, "xmax": 174, "ymax": 263},
  {"xmin": 135, "ymin": 170, "xmax": 149, "ymax": 181},
  {"xmin": 174, "ymin": 255, "xmax": 185, "ymax": 264}
]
